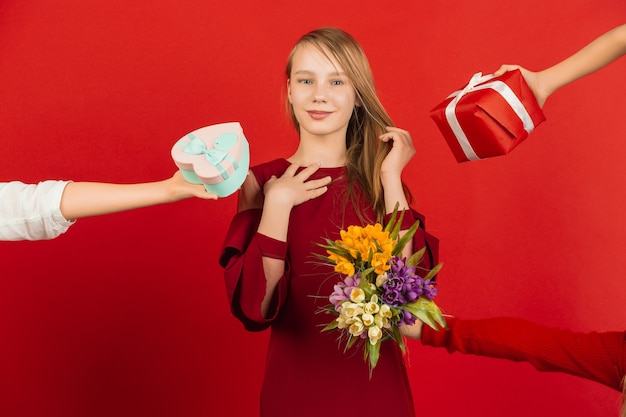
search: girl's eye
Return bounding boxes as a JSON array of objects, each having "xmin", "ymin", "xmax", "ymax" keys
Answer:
[
  {"xmin": 331, "ymin": 80, "xmax": 344, "ymax": 86},
  {"xmin": 298, "ymin": 79, "xmax": 313, "ymax": 84}
]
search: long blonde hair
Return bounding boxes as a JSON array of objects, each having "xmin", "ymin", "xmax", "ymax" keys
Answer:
[
  {"xmin": 619, "ymin": 375, "xmax": 626, "ymax": 417},
  {"xmin": 285, "ymin": 27, "xmax": 412, "ymax": 222}
]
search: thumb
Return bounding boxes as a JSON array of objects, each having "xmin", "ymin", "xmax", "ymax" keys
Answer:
[
  {"xmin": 493, "ymin": 64, "xmax": 519, "ymax": 77},
  {"xmin": 194, "ymin": 186, "xmax": 218, "ymax": 200}
]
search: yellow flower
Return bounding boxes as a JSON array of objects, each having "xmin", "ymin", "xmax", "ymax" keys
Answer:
[
  {"xmin": 335, "ymin": 260, "xmax": 355, "ymax": 277},
  {"xmin": 335, "ymin": 223, "xmax": 395, "ymax": 266},
  {"xmin": 371, "ymin": 252, "xmax": 391, "ymax": 275},
  {"xmin": 328, "ymin": 253, "xmax": 356, "ymax": 277}
]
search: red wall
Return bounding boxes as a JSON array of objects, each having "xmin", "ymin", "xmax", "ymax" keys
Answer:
[{"xmin": 1, "ymin": 1, "xmax": 625, "ymax": 416}]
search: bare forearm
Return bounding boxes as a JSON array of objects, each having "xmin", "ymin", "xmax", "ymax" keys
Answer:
[
  {"xmin": 541, "ymin": 24, "xmax": 626, "ymax": 95},
  {"xmin": 60, "ymin": 180, "xmax": 176, "ymax": 220},
  {"xmin": 59, "ymin": 171, "xmax": 215, "ymax": 220}
]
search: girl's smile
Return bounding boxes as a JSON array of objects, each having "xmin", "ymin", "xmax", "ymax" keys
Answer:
[{"xmin": 306, "ymin": 110, "xmax": 333, "ymax": 120}]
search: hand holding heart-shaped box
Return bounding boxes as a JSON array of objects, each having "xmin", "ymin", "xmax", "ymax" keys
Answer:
[{"xmin": 171, "ymin": 122, "xmax": 250, "ymax": 197}]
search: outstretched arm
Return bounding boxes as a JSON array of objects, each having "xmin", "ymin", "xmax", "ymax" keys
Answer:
[
  {"xmin": 59, "ymin": 170, "xmax": 216, "ymax": 220},
  {"xmin": 1, "ymin": 171, "xmax": 216, "ymax": 241},
  {"xmin": 494, "ymin": 24, "xmax": 626, "ymax": 107},
  {"xmin": 412, "ymin": 316, "xmax": 626, "ymax": 391}
]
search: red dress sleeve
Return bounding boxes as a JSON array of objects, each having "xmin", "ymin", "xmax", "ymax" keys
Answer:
[
  {"xmin": 421, "ymin": 316, "xmax": 626, "ymax": 390},
  {"xmin": 384, "ymin": 208, "xmax": 440, "ymax": 270},
  {"xmin": 219, "ymin": 208, "xmax": 290, "ymax": 331}
]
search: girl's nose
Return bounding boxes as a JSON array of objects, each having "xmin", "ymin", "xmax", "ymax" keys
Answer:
[{"xmin": 313, "ymin": 84, "xmax": 327, "ymax": 102}]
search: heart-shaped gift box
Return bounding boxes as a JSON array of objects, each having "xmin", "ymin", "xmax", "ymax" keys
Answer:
[{"xmin": 171, "ymin": 122, "xmax": 250, "ymax": 197}]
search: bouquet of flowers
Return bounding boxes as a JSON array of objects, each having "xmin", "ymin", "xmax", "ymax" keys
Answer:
[{"xmin": 315, "ymin": 205, "xmax": 447, "ymax": 377}]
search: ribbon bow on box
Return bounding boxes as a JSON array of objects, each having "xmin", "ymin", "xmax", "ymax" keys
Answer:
[
  {"xmin": 430, "ymin": 69, "xmax": 546, "ymax": 163},
  {"xmin": 182, "ymin": 133, "xmax": 239, "ymax": 180},
  {"xmin": 171, "ymin": 122, "xmax": 250, "ymax": 197}
]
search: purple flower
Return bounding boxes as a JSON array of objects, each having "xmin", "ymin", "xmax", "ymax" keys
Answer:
[
  {"xmin": 398, "ymin": 310, "xmax": 416, "ymax": 326},
  {"xmin": 422, "ymin": 280, "xmax": 438, "ymax": 300},
  {"xmin": 329, "ymin": 274, "xmax": 361, "ymax": 310},
  {"xmin": 385, "ymin": 276, "xmax": 404, "ymax": 291},
  {"xmin": 381, "ymin": 256, "xmax": 439, "ymax": 307},
  {"xmin": 381, "ymin": 288, "xmax": 404, "ymax": 306}
]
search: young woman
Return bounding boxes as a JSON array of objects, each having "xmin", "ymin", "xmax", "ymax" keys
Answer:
[
  {"xmin": 0, "ymin": 171, "xmax": 216, "ymax": 241},
  {"xmin": 220, "ymin": 27, "xmax": 437, "ymax": 417}
]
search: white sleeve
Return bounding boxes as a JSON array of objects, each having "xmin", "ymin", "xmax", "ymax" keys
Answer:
[{"xmin": 0, "ymin": 180, "xmax": 76, "ymax": 241}]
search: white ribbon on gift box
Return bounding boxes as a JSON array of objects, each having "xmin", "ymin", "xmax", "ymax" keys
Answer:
[{"xmin": 444, "ymin": 72, "xmax": 536, "ymax": 161}]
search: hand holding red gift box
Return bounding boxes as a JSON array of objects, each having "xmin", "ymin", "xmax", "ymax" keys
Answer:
[
  {"xmin": 171, "ymin": 122, "xmax": 250, "ymax": 197},
  {"xmin": 430, "ymin": 69, "xmax": 546, "ymax": 163}
]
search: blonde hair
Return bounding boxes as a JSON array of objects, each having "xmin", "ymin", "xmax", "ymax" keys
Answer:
[
  {"xmin": 285, "ymin": 27, "xmax": 412, "ymax": 222},
  {"xmin": 619, "ymin": 375, "xmax": 626, "ymax": 417}
]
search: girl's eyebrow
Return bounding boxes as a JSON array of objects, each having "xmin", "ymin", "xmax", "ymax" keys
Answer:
[{"xmin": 293, "ymin": 69, "xmax": 348, "ymax": 77}]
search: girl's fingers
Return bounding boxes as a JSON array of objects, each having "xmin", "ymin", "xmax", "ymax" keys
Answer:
[
  {"xmin": 380, "ymin": 126, "xmax": 411, "ymax": 143},
  {"xmin": 282, "ymin": 163, "xmax": 300, "ymax": 178},
  {"xmin": 305, "ymin": 176, "xmax": 332, "ymax": 190},
  {"xmin": 306, "ymin": 186, "xmax": 328, "ymax": 200},
  {"xmin": 295, "ymin": 162, "xmax": 322, "ymax": 180}
]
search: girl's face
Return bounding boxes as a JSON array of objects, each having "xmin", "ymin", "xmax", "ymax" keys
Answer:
[{"xmin": 288, "ymin": 44, "xmax": 358, "ymax": 141}]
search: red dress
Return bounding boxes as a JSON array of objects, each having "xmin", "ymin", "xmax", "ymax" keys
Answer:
[
  {"xmin": 220, "ymin": 159, "xmax": 438, "ymax": 417},
  {"xmin": 421, "ymin": 316, "xmax": 626, "ymax": 390}
]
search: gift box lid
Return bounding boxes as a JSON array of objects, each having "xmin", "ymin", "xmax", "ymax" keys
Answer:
[{"xmin": 171, "ymin": 122, "xmax": 247, "ymax": 185}]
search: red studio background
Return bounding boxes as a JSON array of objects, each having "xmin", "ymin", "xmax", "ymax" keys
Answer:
[{"xmin": 1, "ymin": 1, "xmax": 625, "ymax": 416}]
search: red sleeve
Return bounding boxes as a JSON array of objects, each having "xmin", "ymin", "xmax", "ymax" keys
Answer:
[
  {"xmin": 219, "ymin": 208, "xmax": 289, "ymax": 331},
  {"xmin": 421, "ymin": 316, "xmax": 626, "ymax": 391},
  {"xmin": 384, "ymin": 208, "xmax": 439, "ymax": 270}
]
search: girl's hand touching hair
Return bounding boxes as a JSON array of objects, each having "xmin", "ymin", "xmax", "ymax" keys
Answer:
[{"xmin": 379, "ymin": 126, "xmax": 416, "ymax": 179}]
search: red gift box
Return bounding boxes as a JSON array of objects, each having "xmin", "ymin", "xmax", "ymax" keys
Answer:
[{"xmin": 430, "ymin": 69, "xmax": 546, "ymax": 163}]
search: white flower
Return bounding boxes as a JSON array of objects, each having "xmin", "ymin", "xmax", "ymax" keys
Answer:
[
  {"xmin": 364, "ymin": 296, "xmax": 380, "ymax": 315},
  {"xmin": 349, "ymin": 321, "xmax": 365, "ymax": 337},
  {"xmin": 350, "ymin": 288, "xmax": 366, "ymax": 303},
  {"xmin": 375, "ymin": 272, "xmax": 388, "ymax": 288},
  {"xmin": 361, "ymin": 313, "xmax": 375, "ymax": 327},
  {"xmin": 341, "ymin": 302, "xmax": 364, "ymax": 318},
  {"xmin": 379, "ymin": 303, "xmax": 392, "ymax": 319},
  {"xmin": 368, "ymin": 325, "xmax": 382, "ymax": 345}
]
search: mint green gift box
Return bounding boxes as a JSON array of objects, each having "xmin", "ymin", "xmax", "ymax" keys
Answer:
[{"xmin": 171, "ymin": 122, "xmax": 250, "ymax": 197}]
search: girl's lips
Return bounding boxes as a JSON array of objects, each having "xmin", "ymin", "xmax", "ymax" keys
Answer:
[{"xmin": 307, "ymin": 110, "xmax": 332, "ymax": 120}]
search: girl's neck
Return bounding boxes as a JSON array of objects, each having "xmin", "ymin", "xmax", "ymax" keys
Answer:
[{"xmin": 288, "ymin": 133, "xmax": 347, "ymax": 168}]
